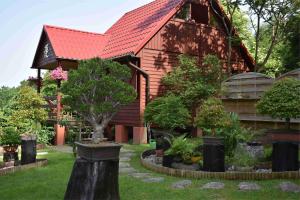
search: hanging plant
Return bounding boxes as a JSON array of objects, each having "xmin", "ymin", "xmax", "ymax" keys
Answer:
[{"xmin": 50, "ymin": 66, "xmax": 68, "ymax": 88}]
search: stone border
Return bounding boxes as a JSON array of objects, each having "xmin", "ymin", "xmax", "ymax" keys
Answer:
[
  {"xmin": 140, "ymin": 150, "xmax": 300, "ymax": 180},
  {"xmin": 0, "ymin": 159, "xmax": 48, "ymax": 176}
]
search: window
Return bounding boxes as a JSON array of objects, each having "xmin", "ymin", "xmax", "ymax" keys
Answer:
[
  {"xmin": 175, "ymin": 3, "xmax": 191, "ymax": 20},
  {"xmin": 191, "ymin": 3, "xmax": 209, "ymax": 24}
]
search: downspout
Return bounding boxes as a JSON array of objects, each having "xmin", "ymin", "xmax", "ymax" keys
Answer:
[{"xmin": 128, "ymin": 61, "xmax": 150, "ymax": 105}]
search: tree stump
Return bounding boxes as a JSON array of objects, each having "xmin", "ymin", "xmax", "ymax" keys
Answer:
[{"xmin": 65, "ymin": 142, "xmax": 122, "ymax": 200}]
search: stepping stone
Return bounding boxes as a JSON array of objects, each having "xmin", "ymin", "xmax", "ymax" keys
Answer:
[
  {"xmin": 279, "ymin": 182, "xmax": 300, "ymax": 193},
  {"xmin": 202, "ymin": 182, "xmax": 225, "ymax": 189},
  {"xmin": 238, "ymin": 182, "xmax": 261, "ymax": 191},
  {"xmin": 142, "ymin": 177, "xmax": 165, "ymax": 183},
  {"xmin": 120, "ymin": 149, "xmax": 134, "ymax": 153},
  {"xmin": 119, "ymin": 167, "xmax": 137, "ymax": 174},
  {"xmin": 171, "ymin": 180, "xmax": 192, "ymax": 189},
  {"xmin": 119, "ymin": 162, "xmax": 130, "ymax": 168},
  {"xmin": 129, "ymin": 173, "xmax": 151, "ymax": 179},
  {"xmin": 120, "ymin": 153, "xmax": 136, "ymax": 157},
  {"xmin": 120, "ymin": 157, "xmax": 131, "ymax": 162}
]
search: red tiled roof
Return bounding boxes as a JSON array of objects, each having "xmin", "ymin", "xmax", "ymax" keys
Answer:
[
  {"xmin": 100, "ymin": 0, "xmax": 184, "ymax": 58},
  {"xmin": 44, "ymin": 25, "xmax": 109, "ymax": 60}
]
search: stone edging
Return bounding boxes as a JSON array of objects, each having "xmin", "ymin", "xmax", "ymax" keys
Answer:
[
  {"xmin": 140, "ymin": 150, "xmax": 300, "ymax": 180},
  {"xmin": 0, "ymin": 159, "xmax": 48, "ymax": 176}
]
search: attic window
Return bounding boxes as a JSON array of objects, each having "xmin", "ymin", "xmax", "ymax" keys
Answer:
[
  {"xmin": 175, "ymin": 3, "xmax": 191, "ymax": 20},
  {"xmin": 191, "ymin": 3, "xmax": 209, "ymax": 24}
]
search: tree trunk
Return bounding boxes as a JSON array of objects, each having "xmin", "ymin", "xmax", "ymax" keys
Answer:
[{"xmin": 92, "ymin": 124, "xmax": 105, "ymax": 141}]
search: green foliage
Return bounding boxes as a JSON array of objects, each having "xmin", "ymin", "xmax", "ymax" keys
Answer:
[
  {"xmin": 10, "ymin": 86, "xmax": 48, "ymax": 132},
  {"xmin": 0, "ymin": 126, "xmax": 21, "ymax": 146},
  {"xmin": 144, "ymin": 95, "xmax": 191, "ymax": 131},
  {"xmin": 0, "ymin": 86, "xmax": 17, "ymax": 110},
  {"xmin": 41, "ymin": 71, "xmax": 58, "ymax": 97},
  {"xmin": 194, "ymin": 97, "xmax": 231, "ymax": 136},
  {"xmin": 36, "ymin": 126, "xmax": 54, "ymax": 145},
  {"xmin": 257, "ymin": 78, "xmax": 300, "ymax": 124},
  {"xmin": 222, "ymin": 113, "xmax": 252, "ymax": 157},
  {"xmin": 165, "ymin": 135, "xmax": 198, "ymax": 162},
  {"xmin": 61, "ymin": 58, "xmax": 137, "ymax": 140},
  {"xmin": 228, "ymin": 144, "xmax": 257, "ymax": 167},
  {"xmin": 162, "ymin": 55, "xmax": 216, "ymax": 109}
]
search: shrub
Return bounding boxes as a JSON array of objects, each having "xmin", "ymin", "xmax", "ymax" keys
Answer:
[
  {"xmin": 61, "ymin": 58, "xmax": 137, "ymax": 142},
  {"xmin": 144, "ymin": 95, "xmax": 191, "ymax": 131},
  {"xmin": 0, "ymin": 127, "xmax": 21, "ymax": 146},
  {"xmin": 257, "ymin": 78, "xmax": 300, "ymax": 129},
  {"xmin": 194, "ymin": 97, "xmax": 230, "ymax": 136}
]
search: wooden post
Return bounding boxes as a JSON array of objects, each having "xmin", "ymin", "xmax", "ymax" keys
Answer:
[
  {"xmin": 55, "ymin": 89, "xmax": 65, "ymax": 145},
  {"xmin": 37, "ymin": 68, "xmax": 41, "ymax": 93}
]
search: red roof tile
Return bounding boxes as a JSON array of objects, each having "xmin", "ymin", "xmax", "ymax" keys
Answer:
[
  {"xmin": 44, "ymin": 25, "xmax": 109, "ymax": 60},
  {"xmin": 100, "ymin": 0, "xmax": 184, "ymax": 58}
]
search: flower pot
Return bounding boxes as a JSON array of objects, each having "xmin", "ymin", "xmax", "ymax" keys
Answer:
[
  {"xmin": 203, "ymin": 137, "xmax": 225, "ymax": 172},
  {"xmin": 75, "ymin": 141, "xmax": 122, "ymax": 161},
  {"xmin": 149, "ymin": 139, "xmax": 156, "ymax": 149},
  {"xmin": 162, "ymin": 155, "xmax": 174, "ymax": 168},
  {"xmin": 65, "ymin": 142, "xmax": 122, "ymax": 200},
  {"xmin": 267, "ymin": 129, "xmax": 299, "ymax": 172},
  {"xmin": 3, "ymin": 145, "xmax": 19, "ymax": 162},
  {"xmin": 21, "ymin": 135, "xmax": 37, "ymax": 165}
]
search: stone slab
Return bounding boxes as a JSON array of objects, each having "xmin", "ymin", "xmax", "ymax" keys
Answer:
[
  {"xmin": 279, "ymin": 182, "xmax": 300, "ymax": 193},
  {"xmin": 171, "ymin": 180, "xmax": 192, "ymax": 189},
  {"xmin": 238, "ymin": 182, "xmax": 261, "ymax": 191},
  {"xmin": 202, "ymin": 182, "xmax": 225, "ymax": 189},
  {"xmin": 142, "ymin": 177, "xmax": 165, "ymax": 183}
]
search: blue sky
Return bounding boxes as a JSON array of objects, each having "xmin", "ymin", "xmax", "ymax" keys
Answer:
[{"xmin": 0, "ymin": 0, "xmax": 153, "ymax": 87}]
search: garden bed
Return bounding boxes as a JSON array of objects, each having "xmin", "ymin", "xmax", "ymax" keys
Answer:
[
  {"xmin": 141, "ymin": 150, "xmax": 300, "ymax": 180},
  {"xmin": 0, "ymin": 159, "xmax": 48, "ymax": 176}
]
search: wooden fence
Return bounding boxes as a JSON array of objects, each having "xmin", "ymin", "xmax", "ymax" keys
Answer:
[{"xmin": 222, "ymin": 69, "xmax": 300, "ymax": 131}]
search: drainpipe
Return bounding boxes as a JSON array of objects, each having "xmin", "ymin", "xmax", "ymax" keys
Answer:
[{"xmin": 128, "ymin": 61, "xmax": 150, "ymax": 105}]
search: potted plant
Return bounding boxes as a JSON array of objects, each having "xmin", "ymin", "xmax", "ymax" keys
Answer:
[
  {"xmin": 194, "ymin": 97, "xmax": 230, "ymax": 172},
  {"xmin": 9, "ymin": 86, "xmax": 48, "ymax": 165},
  {"xmin": 61, "ymin": 58, "xmax": 136, "ymax": 200},
  {"xmin": 144, "ymin": 95, "xmax": 191, "ymax": 160},
  {"xmin": 0, "ymin": 126, "xmax": 21, "ymax": 164},
  {"xmin": 257, "ymin": 78, "xmax": 300, "ymax": 171}
]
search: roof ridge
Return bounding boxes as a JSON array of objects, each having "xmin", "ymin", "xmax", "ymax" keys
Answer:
[
  {"xmin": 44, "ymin": 24, "xmax": 108, "ymax": 36},
  {"xmin": 123, "ymin": 0, "xmax": 159, "ymax": 16}
]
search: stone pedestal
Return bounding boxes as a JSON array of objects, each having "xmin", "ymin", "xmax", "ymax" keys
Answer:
[
  {"xmin": 203, "ymin": 137, "xmax": 225, "ymax": 172},
  {"xmin": 65, "ymin": 142, "xmax": 122, "ymax": 200}
]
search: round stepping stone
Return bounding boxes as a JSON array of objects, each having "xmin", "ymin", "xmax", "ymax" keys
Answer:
[
  {"xmin": 238, "ymin": 182, "xmax": 261, "ymax": 191},
  {"xmin": 119, "ymin": 167, "xmax": 137, "ymax": 174},
  {"xmin": 202, "ymin": 182, "xmax": 225, "ymax": 189},
  {"xmin": 120, "ymin": 157, "xmax": 131, "ymax": 162},
  {"xmin": 119, "ymin": 162, "xmax": 130, "ymax": 168},
  {"xmin": 120, "ymin": 149, "xmax": 134, "ymax": 153},
  {"xmin": 171, "ymin": 180, "xmax": 192, "ymax": 189},
  {"xmin": 279, "ymin": 182, "xmax": 300, "ymax": 193},
  {"xmin": 142, "ymin": 177, "xmax": 165, "ymax": 183},
  {"xmin": 129, "ymin": 173, "xmax": 151, "ymax": 179}
]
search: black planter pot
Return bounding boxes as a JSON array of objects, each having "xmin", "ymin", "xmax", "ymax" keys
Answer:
[
  {"xmin": 21, "ymin": 135, "xmax": 37, "ymax": 165},
  {"xmin": 162, "ymin": 155, "xmax": 174, "ymax": 168},
  {"xmin": 272, "ymin": 142, "xmax": 299, "ymax": 172},
  {"xmin": 65, "ymin": 142, "xmax": 122, "ymax": 200},
  {"xmin": 203, "ymin": 137, "xmax": 225, "ymax": 172}
]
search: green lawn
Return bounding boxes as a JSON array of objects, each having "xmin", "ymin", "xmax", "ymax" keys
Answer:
[{"xmin": 0, "ymin": 145, "xmax": 299, "ymax": 200}]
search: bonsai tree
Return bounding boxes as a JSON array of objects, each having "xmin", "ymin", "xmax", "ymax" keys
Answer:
[
  {"xmin": 194, "ymin": 97, "xmax": 230, "ymax": 136},
  {"xmin": 61, "ymin": 58, "xmax": 137, "ymax": 142},
  {"xmin": 144, "ymin": 94, "xmax": 191, "ymax": 132},
  {"xmin": 0, "ymin": 126, "xmax": 20, "ymax": 147},
  {"xmin": 257, "ymin": 78, "xmax": 300, "ymax": 129},
  {"xmin": 10, "ymin": 86, "xmax": 48, "ymax": 136}
]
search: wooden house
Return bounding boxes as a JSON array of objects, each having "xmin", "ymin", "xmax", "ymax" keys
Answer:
[{"xmin": 31, "ymin": 0, "xmax": 254, "ymax": 144}]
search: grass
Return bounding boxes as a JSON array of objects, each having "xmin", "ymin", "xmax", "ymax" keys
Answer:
[{"xmin": 0, "ymin": 145, "xmax": 299, "ymax": 200}]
